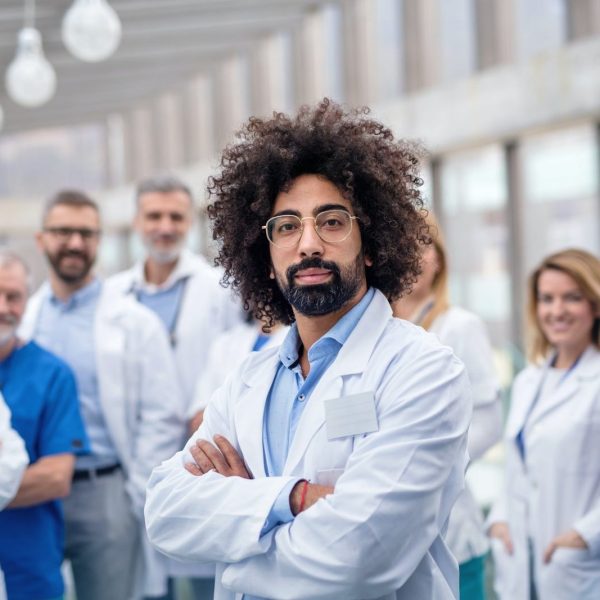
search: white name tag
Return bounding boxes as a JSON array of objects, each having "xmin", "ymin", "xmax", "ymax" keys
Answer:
[{"xmin": 324, "ymin": 392, "xmax": 379, "ymax": 440}]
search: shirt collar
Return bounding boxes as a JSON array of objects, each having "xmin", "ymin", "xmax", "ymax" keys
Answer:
[
  {"xmin": 278, "ymin": 287, "xmax": 376, "ymax": 368},
  {"xmin": 133, "ymin": 248, "xmax": 197, "ymax": 293},
  {"xmin": 50, "ymin": 278, "xmax": 102, "ymax": 309}
]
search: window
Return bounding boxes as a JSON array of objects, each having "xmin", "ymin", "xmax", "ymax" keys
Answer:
[
  {"xmin": 520, "ymin": 124, "xmax": 600, "ymax": 273},
  {"xmin": 439, "ymin": 145, "xmax": 511, "ymax": 349}
]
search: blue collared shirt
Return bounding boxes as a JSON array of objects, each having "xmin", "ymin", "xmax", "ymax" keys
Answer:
[
  {"xmin": 35, "ymin": 279, "xmax": 119, "ymax": 469},
  {"xmin": 135, "ymin": 277, "xmax": 188, "ymax": 343},
  {"xmin": 244, "ymin": 289, "xmax": 375, "ymax": 600},
  {"xmin": 262, "ymin": 287, "xmax": 375, "ymax": 526}
]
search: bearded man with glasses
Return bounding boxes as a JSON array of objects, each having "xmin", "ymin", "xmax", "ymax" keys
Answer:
[
  {"xmin": 146, "ymin": 99, "xmax": 472, "ymax": 600},
  {"xmin": 19, "ymin": 190, "xmax": 186, "ymax": 600}
]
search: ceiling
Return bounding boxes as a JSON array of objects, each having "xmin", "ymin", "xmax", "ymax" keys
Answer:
[{"xmin": 0, "ymin": 0, "xmax": 329, "ymax": 135}]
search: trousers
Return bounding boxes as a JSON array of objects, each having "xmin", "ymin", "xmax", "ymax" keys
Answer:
[{"xmin": 63, "ymin": 468, "xmax": 139, "ymax": 600}]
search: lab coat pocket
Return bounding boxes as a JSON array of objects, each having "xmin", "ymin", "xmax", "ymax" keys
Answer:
[
  {"xmin": 315, "ymin": 468, "xmax": 344, "ymax": 487},
  {"xmin": 489, "ymin": 538, "xmax": 521, "ymax": 600},
  {"xmin": 541, "ymin": 547, "xmax": 600, "ymax": 599},
  {"xmin": 556, "ymin": 415, "xmax": 600, "ymax": 475}
]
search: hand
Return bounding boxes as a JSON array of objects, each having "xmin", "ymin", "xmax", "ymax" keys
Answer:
[
  {"xmin": 488, "ymin": 522, "xmax": 514, "ymax": 555},
  {"xmin": 543, "ymin": 529, "xmax": 588, "ymax": 563},
  {"xmin": 185, "ymin": 434, "xmax": 251, "ymax": 479},
  {"xmin": 189, "ymin": 410, "xmax": 204, "ymax": 434},
  {"xmin": 290, "ymin": 481, "xmax": 333, "ymax": 515}
]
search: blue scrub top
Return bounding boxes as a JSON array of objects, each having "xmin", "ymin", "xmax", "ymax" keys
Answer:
[{"xmin": 0, "ymin": 341, "xmax": 89, "ymax": 600}]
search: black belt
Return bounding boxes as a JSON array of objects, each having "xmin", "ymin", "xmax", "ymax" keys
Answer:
[{"xmin": 73, "ymin": 464, "xmax": 121, "ymax": 481}]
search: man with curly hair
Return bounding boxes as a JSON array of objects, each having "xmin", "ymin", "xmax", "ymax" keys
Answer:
[{"xmin": 146, "ymin": 99, "xmax": 472, "ymax": 599}]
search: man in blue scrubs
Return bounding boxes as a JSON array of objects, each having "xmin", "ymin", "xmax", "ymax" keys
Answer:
[{"xmin": 0, "ymin": 250, "xmax": 89, "ymax": 600}]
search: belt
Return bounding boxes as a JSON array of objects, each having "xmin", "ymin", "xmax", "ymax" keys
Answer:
[{"xmin": 73, "ymin": 463, "xmax": 121, "ymax": 481}]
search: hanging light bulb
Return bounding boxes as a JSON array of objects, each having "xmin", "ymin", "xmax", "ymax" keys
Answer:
[
  {"xmin": 5, "ymin": 27, "xmax": 57, "ymax": 108},
  {"xmin": 62, "ymin": 0, "xmax": 122, "ymax": 63}
]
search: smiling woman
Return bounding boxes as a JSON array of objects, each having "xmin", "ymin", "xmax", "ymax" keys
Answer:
[{"xmin": 488, "ymin": 248, "xmax": 600, "ymax": 600}]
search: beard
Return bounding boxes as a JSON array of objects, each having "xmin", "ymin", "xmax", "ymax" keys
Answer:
[
  {"xmin": 275, "ymin": 254, "xmax": 365, "ymax": 317},
  {"xmin": 0, "ymin": 315, "xmax": 18, "ymax": 348},
  {"xmin": 142, "ymin": 233, "xmax": 184, "ymax": 265},
  {"xmin": 46, "ymin": 248, "xmax": 95, "ymax": 285}
]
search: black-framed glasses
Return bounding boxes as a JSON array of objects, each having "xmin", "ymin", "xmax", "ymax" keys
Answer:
[
  {"xmin": 262, "ymin": 209, "xmax": 359, "ymax": 248},
  {"xmin": 43, "ymin": 227, "xmax": 101, "ymax": 242}
]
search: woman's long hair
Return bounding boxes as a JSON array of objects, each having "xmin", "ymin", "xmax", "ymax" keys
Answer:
[{"xmin": 420, "ymin": 212, "xmax": 450, "ymax": 331}]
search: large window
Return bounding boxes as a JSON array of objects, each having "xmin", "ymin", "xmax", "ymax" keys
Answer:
[
  {"xmin": 439, "ymin": 145, "xmax": 511, "ymax": 349},
  {"xmin": 515, "ymin": 0, "xmax": 567, "ymax": 59},
  {"xmin": 0, "ymin": 124, "xmax": 107, "ymax": 200},
  {"xmin": 520, "ymin": 124, "xmax": 600, "ymax": 273}
]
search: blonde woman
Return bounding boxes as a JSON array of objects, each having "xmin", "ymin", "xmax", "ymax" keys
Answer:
[
  {"xmin": 487, "ymin": 248, "xmax": 600, "ymax": 599},
  {"xmin": 392, "ymin": 216, "xmax": 503, "ymax": 600}
]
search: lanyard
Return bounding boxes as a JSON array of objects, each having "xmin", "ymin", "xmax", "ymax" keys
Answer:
[
  {"xmin": 131, "ymin": 276, "xmax": 189, "ymax": 348},
  {"xmin": 412, "ymin": 297, "xmax": 435, "ymax": 327},
  {"xmin": 515, "ymin": 350, "xmax": 583, "ymax": 461}
]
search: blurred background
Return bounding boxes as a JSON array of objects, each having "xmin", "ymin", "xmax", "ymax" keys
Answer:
[
  {"xmin": 1, "ymin": 0, "xmax": 599, "ymax": 384},
  {"xmin": 1, "ymin": 2, "xmax": 599, "ymax": 597}
]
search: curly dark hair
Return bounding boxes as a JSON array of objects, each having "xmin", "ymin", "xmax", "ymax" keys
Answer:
[{"xmin": 208, "ymin": 98, "xmax": 429, "ymax": 327}]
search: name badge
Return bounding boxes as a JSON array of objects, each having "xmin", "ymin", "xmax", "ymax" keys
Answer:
[{"xmin": 324, "ymin": 392, "xmax": 379, "ymax": 440}]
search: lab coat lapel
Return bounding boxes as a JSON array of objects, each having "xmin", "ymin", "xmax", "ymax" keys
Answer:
[
  {"xmin": 505, "ymin": 367, "xmax": 545, "ymax": 439},
  {"xmin": 94, "ymin": 292, "xmax": 133, "ymax": 469},
  {"xmin": 283, "ymin": 290, "xmax": 392, "ymax": 476},
  {"xmin": 528, "ymin": 346, "xmax": 598, "ymax": 427},
  {"xmin": 18, "ymin": 282, "xmax": 51, "ymax": 341},
  {"xmin": 235, "ymin": 353, "xmax": 281, "ymax": 478}
]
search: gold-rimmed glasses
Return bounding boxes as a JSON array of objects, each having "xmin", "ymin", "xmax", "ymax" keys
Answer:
[{"xmin": 262, "ymin": 209, "xmax": 359, "ymax": 248}]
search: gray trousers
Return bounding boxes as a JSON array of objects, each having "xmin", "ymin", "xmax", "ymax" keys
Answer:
[{"xmin": 63, "ymin": 469, "xmax": 139, "ymax": 600}]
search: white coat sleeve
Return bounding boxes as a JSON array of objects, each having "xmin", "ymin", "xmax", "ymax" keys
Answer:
[
  {"xmin": 127, "ymin": 315, "xmax": 187, "ymax": 515},
  {"xmin": 0, "ymin": 396, "xmax": 28, "ymax": 510},
  {"xmin": 441, "ymin": 312, "xmax": 503, "ymax": 460},
  {"xmin": 221, "ymin": 348, "xmax": 472, "ymax": 599},
  {"xmin": 145, "ymin": 374, "xmax": 298, "ymax": 563},
  {"xmin": 188, "ymin": 336, "xmax": 227, "ymax": 416}
]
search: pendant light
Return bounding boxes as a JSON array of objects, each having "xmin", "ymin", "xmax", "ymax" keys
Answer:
[
  {"xmin": 62, "ymin": 0, "xmax": 122, "ymax": 63},
  {"xmin": 5, "ymin": 1, "xmax": 57, "ymax": 108}
]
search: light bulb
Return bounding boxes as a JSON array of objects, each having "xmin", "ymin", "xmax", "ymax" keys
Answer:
[
  {"xmin": 62, "ymin": 0, "xmax": 122, "ymax": 63},
  {"xmin": 5, "ymin": 27, "xmax": 57, "ymax": 108}
]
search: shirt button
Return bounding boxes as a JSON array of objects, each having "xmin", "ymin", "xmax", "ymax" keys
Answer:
[{"xmin": 298, "ymin": 394, "xmax": 305, "ymax": 402}]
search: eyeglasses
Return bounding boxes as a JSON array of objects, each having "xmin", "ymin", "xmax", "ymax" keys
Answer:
[
  {"xmin": 43, "ymin": 227, "xmax": 101, "ymax": 242},
  {"xmin": 262, "ymin": 209, "xmax": 359, "ymax": 248}
]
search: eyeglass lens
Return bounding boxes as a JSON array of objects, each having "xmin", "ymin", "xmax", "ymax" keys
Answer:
[
  {"xmin": 45, "ymin": 227, "xmax": 100, "ymax": 241},
  {"xmin": 267, "ymin": 210, "xmax": 352, "ymax": 247}
]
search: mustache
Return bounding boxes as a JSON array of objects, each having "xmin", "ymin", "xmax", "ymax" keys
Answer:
[
  {"xmin": 286, "ymin": 257, "xmax": 340, "ymax": 283},
  {"xmin": 147, "ymin": 232, "xmax": 180, "ymax": 243},
  {"xmin": 0, "ymin": 314, "xmax": 18, "ymax": 326},
  {"xmin": 58, "ymin": 249, "xmax": 88, "ymax": 260}
]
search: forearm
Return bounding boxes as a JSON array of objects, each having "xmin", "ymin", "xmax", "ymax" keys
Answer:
[
  {"xmin": 8, "ymin": 454, "xmax": 74, "ymax": 508},
  {"xmin": 145, "ymin": 453, "xmax": 297, "ymax": 562}
]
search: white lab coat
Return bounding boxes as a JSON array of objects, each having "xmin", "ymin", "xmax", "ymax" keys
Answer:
[
  {"xmin": 145, "ymin": 290, "xmax": 472, "ymax": 600},
  {"xmin": 191, "ymin": 322, "xmax": 289, "ymax": 413},
  {"xmin": 0, "ymin": 394, "xmax": 28, "ymax": 600},
  {"xmin": 430, "ymin": 307, "xmax": 502, "ymax": 564},
  {"xmin": 169, "ymin": 322, "xmax": 289, "ymax": 579},
  {"xmin": 20, "ymin": 282, "xmax": 186, "ymax": 599},
  {"xmin": 105, "ymin": 249, "xmax": 243, "ymax": 416},
  {"xmin": 0, "ymin": 392, "xmax": 27, "ymax": 510},
  {"xmin": 488, "ymin": 345, "xmax": 600, "ymax": 599}
]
